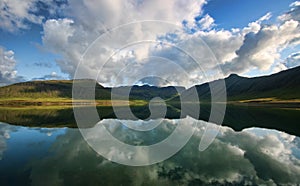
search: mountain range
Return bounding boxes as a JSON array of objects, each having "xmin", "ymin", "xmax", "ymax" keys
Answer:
[
  {"xmin": 171, "ymin": 65, "xmax": 300, "ymax": 103},
  {"xmin": 0, "ymin": 66, "xmax": 299, "ymax": 105}
]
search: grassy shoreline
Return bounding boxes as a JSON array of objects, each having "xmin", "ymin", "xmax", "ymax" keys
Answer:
[
  {"xmin": 227, "ymin": 98, "xmax": 300, "ymax": 108},
  {"xmin": 1, "ymin": 97, "xmax": 299, "ymax": 109},
  {"xmin": 0, "ymin": 98, "xmax": 147, "ymax": 107}
]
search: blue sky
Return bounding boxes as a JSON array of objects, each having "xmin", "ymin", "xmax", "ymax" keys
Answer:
[
  {"xmin": 0, "ymin": 0, "xmax": 300, "ymax": 87},
  {"xmin": 204, "ymin": 0, "xmax": 294, "ymax": 28},
  {"xmin": 0, "ymin": 25, "xmax": 61, "ymax": 79}
]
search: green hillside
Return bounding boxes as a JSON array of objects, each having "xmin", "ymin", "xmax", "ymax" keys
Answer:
[
  {"xmin": 0, "ymin": 79, "xmax": 184, "ymax": 105},
  {"xmin": 171, "ymin": 66, "xmax": 300, "ymax": 103},
  {"xmin": 1, "ymin": 66, "xmax": 299, "ymax": 105},
  {"xmin": 0, "ymin": 79, "xmax": 111, "ymax": 100}
]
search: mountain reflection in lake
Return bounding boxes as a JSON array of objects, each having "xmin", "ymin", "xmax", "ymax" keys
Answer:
[
  {"xmin": 1, "ymin": 105, "xmax": 299, "ymax": 136},
  {"xmin": 1, "ymin": 116, "xmax": 300, "ymax": 185}
]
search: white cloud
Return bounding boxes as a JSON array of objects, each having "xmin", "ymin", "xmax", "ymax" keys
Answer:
[
  {"xmin": 41, "ymin": 0, "xmax": 300, "ymax": 87},
  {"xmin": 42, "ymin": 0, "xmax": 208, "ymax": 86},
  {"xmin": 18, "ymin": 118, "xmax": 300, "ymax": 185},
  {"xmin": 66, "ymin": 0, "xmax": 206, "ymax": 31},
  {"xmin": 0, "ymin": 46, "xmax": 24, "ymax": 86},
  {"xmin": 0, "ymin": 0, "xmax": 67, "ymax": 32},
  {"xmin": 197, "ymin": 29, "xmax": 243, "ymax": 64},
  {"xmin": 43, "ymin": 19, "xmax": 75, "ymax": 49},
  {"xmin": 278, "ymin": 1, "xmax": 300, "ymax": 22},
  {"xmin": 0, "ymin": 0, "xmax": 42, "ymax": 31},
  {"xmin": 42, "ymin": 18, "xmax": 81, "ymax": 75},
  {"xmin": 257, "ymin": 12, "xmax": 272, "ymax": 23},
  {"xmin": 218, "ymin": 127, "xmax": 300, "ymax": 185},
  {"xmin": 184, "ymin": 11, "xmax": 300, "ymax": 77},
  {"xmin": 291, "ymin": 1, "xmax": 300, "ymax": 7},
  {"xmin": 221, "ymin": 19, "xmax": 300, "ymax": 75},
  {"xmin": 196, "ymin": 14, "xmax": 215, "ymax": 30}
]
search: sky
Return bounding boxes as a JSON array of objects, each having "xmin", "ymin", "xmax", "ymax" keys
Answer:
[{"xmin": 0, "ymin": 0, "xmax": 300, "ymax": 87}]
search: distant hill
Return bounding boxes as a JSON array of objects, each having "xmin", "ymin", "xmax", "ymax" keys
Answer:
[
  {"xmin": 0, "ymin": 79, "xmax": 185, "ymax": 102},
  {"xmin": 171, "ymin": 66, "xmax": 300, "ymax": 102},
  {"xmin": 0, "ymin": 79, "xmax": 112, "ymax": 100},
  {"xmin": 0, "ymin": 66, "xmax": 299, "ymax": 104},
  {"xmin": 113, "ymin": 85, "xmax": 185, "ymax": 100}
]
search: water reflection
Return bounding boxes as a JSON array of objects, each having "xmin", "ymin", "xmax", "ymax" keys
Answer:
[
  {"xmin": 0, "ymin": 119, "xmax": 300, "ymax": 185},
  {"xmin": 1, "ymin": 105, "xmax": 299, "ymax": 136},
  {"xmin": 81, "ymin": 118, "xmax": 196, "ymax": 166}
]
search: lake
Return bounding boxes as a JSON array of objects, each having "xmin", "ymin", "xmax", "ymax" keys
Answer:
[{"xmin": 0, "ymin": 105, "xmax": 300, "ymax": 185}]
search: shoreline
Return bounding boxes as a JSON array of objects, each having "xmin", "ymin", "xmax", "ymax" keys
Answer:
[
  {"xmin": 0, "ymin": 99, "xmax": 147, "ymax": 107},
  {"xmin": 1, "ymin": 98, "xmax": 300, "ymax": 109}
]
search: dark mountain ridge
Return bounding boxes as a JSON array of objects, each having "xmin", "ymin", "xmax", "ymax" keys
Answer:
[
  {"xmin": 0, "ymin": 66, "xmax": 299, "ymax": 103},
  {"xmin": 0, "ymin": 79, "xmax": 185, "ymax": 101},
  {"xmin": 171, "ymin": 65, "xmax": 300, "ymax": 102}
]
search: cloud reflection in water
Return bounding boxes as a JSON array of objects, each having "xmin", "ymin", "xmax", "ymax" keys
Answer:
[{"xmin": 0, "ymin": 119, "xmax": 300, "ymax": 185}]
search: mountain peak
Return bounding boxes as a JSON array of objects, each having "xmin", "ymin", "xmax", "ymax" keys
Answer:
[
  {"xmin": 227, "ymin": 73, "xmax": 242, "ymax": 79},
  {"xmin": 229, "ymin": 73, "xmax": 240, "ymax": 77}
]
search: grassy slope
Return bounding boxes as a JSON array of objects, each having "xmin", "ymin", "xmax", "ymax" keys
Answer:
[
  {"xmin": 0, "ymin": 66, "xmax": 299, "ymax": 106},
  {"xmin": 223, "ymin": 66, "xmax": 300, "ymax": 101},
  {"xmin": 0, "ymin": 79, "xmax": 110, "ymax": 99},
  {"xmin": 169, "ymin": 66, "xmax": 300, "ymax": 104},
  {"xmin": 0, "ymin": 79, "xmax": 183, "ymax": 106}
]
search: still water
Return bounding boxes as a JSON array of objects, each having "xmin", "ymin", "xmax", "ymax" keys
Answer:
[{"xmin": 0, "ymin": 106, "xmax": 300, "ymax": 185}]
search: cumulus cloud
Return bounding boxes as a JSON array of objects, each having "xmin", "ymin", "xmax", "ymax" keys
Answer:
[
  {"xmin": 42, "ymin": 18, "xmax": 79, "ymax": 75},
  {"xmin": 0, "ymin": 0, "xmax": 42, "ymax": 31},
  {"xmin": 0, "ymin": 46, "xmax": 24, "ymax": 86},
  {"xmin": 66, "ymin": 0, "xmax": 206, "ymax": 32},
  {"xmin": 140, "ymin": 13, "xmax": 276, "ymax": 84},
  {"xmin": 189, "ymin": 13, "xmax": 216, "ymax": 31},
  {"xmin": 41, "ymin": 0, "xmax": 212, "ymax": 86},
  {"xmin": 221, "ymin": 19, "xmax": 300, "ymax": 74},
  {"xmin": 23, "ymin": 119, "xmax": 300, "ymax": 185},
  {"xmin": 197, "ymin": 14, "xmax": 215, "ymax": 30},
  {"xmin": 41, "ymin": 1, "xmax": 300, "ymax": 87},
  {"xmin": 219, "ymin": 127, "xmax": 300, "ymax": 185},
  {"xmin": 0, "ymin": 0, "xmax": 67, "ymax": 32},
  {"xmin": 1, "ymin": 0, "xmax": 299, "ymax": 86}
]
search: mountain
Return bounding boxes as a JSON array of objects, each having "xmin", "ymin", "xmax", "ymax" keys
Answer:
[
  {"xmin": 171, "ymin": 66, "xmax": 300, "ymax": 102},
  {"xmin": 112, "ymin": 85, "xmax": 185, "ymax": 100},
  {"xmin": 0, "ymin": 79, "xmax": 111, "ymax": 100},
  {"xmin": 0, "ymin": 66, "xmax": 299, "ymax": 105},
  {"xmin": 0, "ymin": 79, "xmax": 185, "ymax": 103}
]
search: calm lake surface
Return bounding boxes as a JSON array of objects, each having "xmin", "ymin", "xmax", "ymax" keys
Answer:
[{"xmin": 0, "ymin": 106, "xmax": 300, "ymax": 185}]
